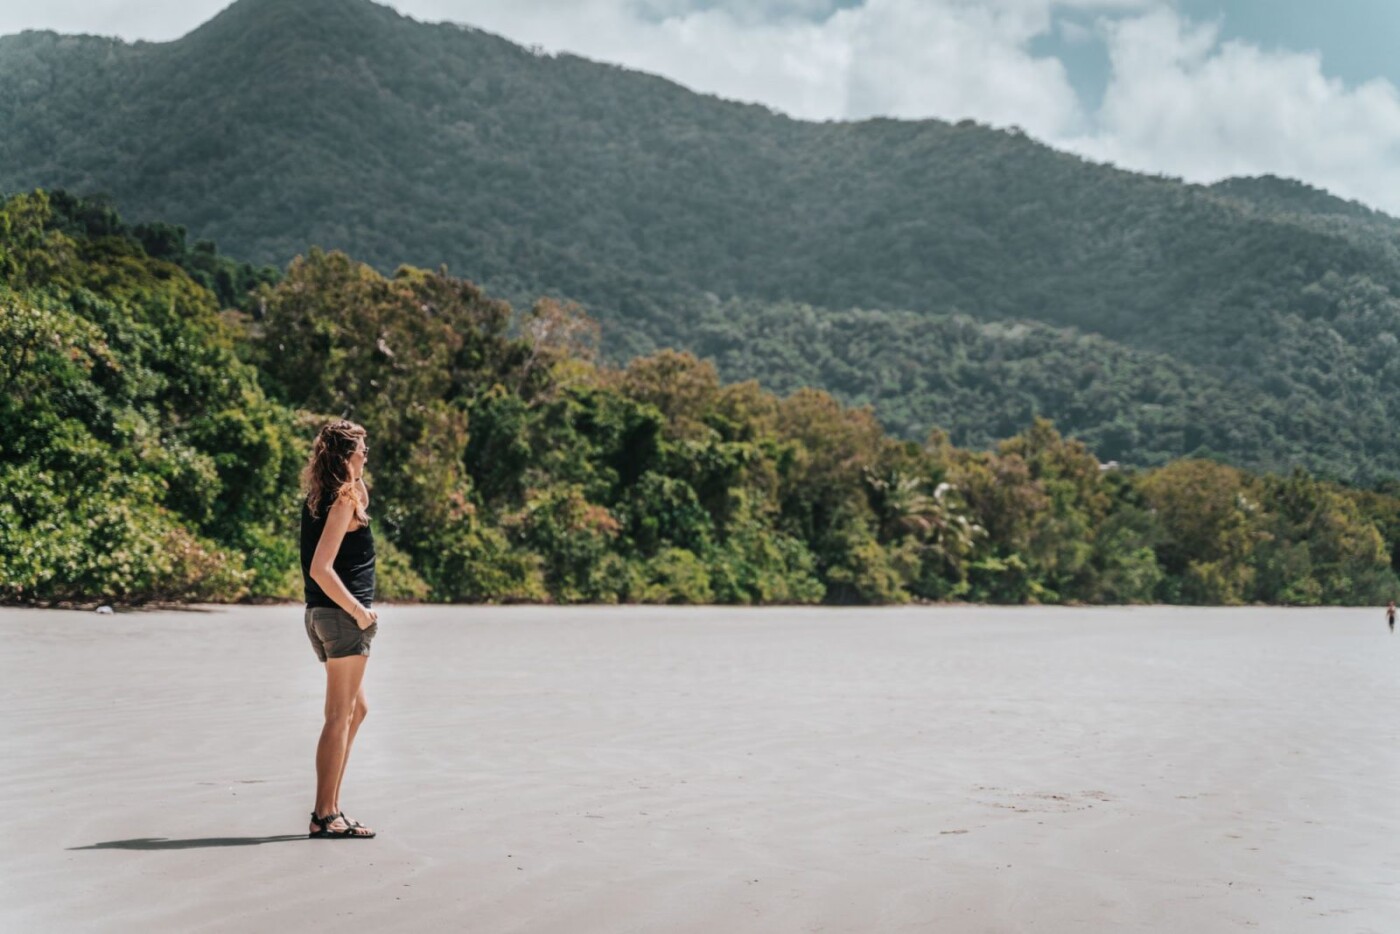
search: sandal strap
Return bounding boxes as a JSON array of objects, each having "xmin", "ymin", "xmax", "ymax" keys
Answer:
[
  {"xmin": 311, "ymin": 812, "xmax": 346, "ymax": 832},
  {"xmin": 339, "ymin": 812, "xmax": 370, "ymax": 831}
]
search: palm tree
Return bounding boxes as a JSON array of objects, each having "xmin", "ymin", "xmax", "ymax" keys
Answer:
[{"xmin": 864, "ymin": 469, "xmax": 984, "ymax": 564}]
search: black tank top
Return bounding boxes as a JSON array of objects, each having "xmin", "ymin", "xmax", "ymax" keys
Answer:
[{"xmin": 301, "ymin": 491, "xmax": 376, "ymax": 608}]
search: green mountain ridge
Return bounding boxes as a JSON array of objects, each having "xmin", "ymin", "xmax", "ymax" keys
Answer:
[
  {"xmin": 5, "ymin": 0, "xmax": 1400, "ymax": 480},
  {"xmin": 674, "ymin": 300, "xmax": 1338, "ymax": 469},
  {"xmin": 1208, "ymin": 176, "xmax": 1400, "ymax": 230}
]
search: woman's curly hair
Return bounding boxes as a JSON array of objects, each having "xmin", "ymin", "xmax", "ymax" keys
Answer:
[{"xmin": 302, "ymin": 419, "xmax": 369, "ymax": 523}]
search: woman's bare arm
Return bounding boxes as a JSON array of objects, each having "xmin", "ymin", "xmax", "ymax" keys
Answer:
[{"xmin": 310, "ymin": 494, "xmax": 377, "ymax": 628}]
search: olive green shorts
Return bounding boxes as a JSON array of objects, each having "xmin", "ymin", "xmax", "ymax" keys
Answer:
[{"xmin": 304, "ymin": 606, "xmax": 376, "ymax": 663}]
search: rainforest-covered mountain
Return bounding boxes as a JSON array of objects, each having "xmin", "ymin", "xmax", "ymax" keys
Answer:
[{"xmin": 4, "ymin": 0, "xmax": 1400, "ymax": 480}]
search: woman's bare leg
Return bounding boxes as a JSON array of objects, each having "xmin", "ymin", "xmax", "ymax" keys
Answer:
[
  {"xmin": 312, "ymin": 655, "xmax": 370, "ymax": 833},
  {"xmin": 332, "ymin": 684, "xmax": 369, "ymax": 815}
]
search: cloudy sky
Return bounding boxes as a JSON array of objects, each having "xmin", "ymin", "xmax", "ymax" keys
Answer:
[{"xmin": 4, "ymin": 0, "xmax": 1399, "ymax": 215}]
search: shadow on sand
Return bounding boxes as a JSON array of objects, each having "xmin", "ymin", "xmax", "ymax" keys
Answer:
[{"xmin": 70, "ymin": 835, "xmax": 306, "ymax": 850}]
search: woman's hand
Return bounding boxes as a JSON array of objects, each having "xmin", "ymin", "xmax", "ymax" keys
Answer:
[{"xmin": 353, "ymin": 604, "xmax": 379, "ymax": 630}]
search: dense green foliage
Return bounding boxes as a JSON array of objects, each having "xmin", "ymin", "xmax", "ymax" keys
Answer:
[
  {"xmin": 41, "ymin": 190, "xmax": 281, "ymax": 311},
  {"xmin": 4, "ymin": 191, "xmax": 1399, "ymax": 607},
  {"xmin": 657, "ymin": 299, "xmax": 1349, "ymax": 476},
  {"xmin": 0, "ymin": 191, "xmax": 298, "ymax": 602},
  {"xmin": 5, "ymin": 0, "xmax": 1400, "ymax": 481}
]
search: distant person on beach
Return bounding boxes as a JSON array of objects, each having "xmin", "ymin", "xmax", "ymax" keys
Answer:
[
  {"xmin": 301, "ymin": 420, "xmax": 379, "ymax": 839},
  {"xmin": 1388, "ymin": 601, "xmax": 1396, "ymax": 634}
]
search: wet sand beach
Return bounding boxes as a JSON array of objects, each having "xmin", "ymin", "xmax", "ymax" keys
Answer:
[{"xmin": 1, "ymin": 605, "xmax": 1397, "ymax": 932}]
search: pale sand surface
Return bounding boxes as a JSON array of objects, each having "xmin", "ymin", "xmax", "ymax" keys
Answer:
[{"xmin": 1, "ymin": 605, "xmax": 1397, "ymax": 933}]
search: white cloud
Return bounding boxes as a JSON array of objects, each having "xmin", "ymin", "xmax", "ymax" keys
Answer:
[
  {"xmin": 836, "ymin": 0, "xmax": 1081, "ymax": 136},
  {"xmin": 0, "ymin": 0, "xmax": 228, "ymax": 40},
  {"xmin": 1062, "ymin": 8, "xmax": 1400, "ymax": 213},
  {"xmin": 625, "ymin": 0, "xmax": 852, "ymax": 26},
  {"xmin": 1055, "ymin": 18, "xmax": 1096, "ymax": 45}
]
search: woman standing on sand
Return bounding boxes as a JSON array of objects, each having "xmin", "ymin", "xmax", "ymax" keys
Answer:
[{"xmin": 301, "ymin": 420, "xmax": 379, "ymax": 839}]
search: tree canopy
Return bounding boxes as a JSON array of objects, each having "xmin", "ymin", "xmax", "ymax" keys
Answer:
[{"xmin": 4, "ymin": 190, "xmax": 1399, "ymax": 608}]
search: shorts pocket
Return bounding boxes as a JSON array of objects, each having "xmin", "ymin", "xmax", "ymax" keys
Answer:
[{"xmin": 310, "ymin": 607, "xmax": 355, "ymax": 640}]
